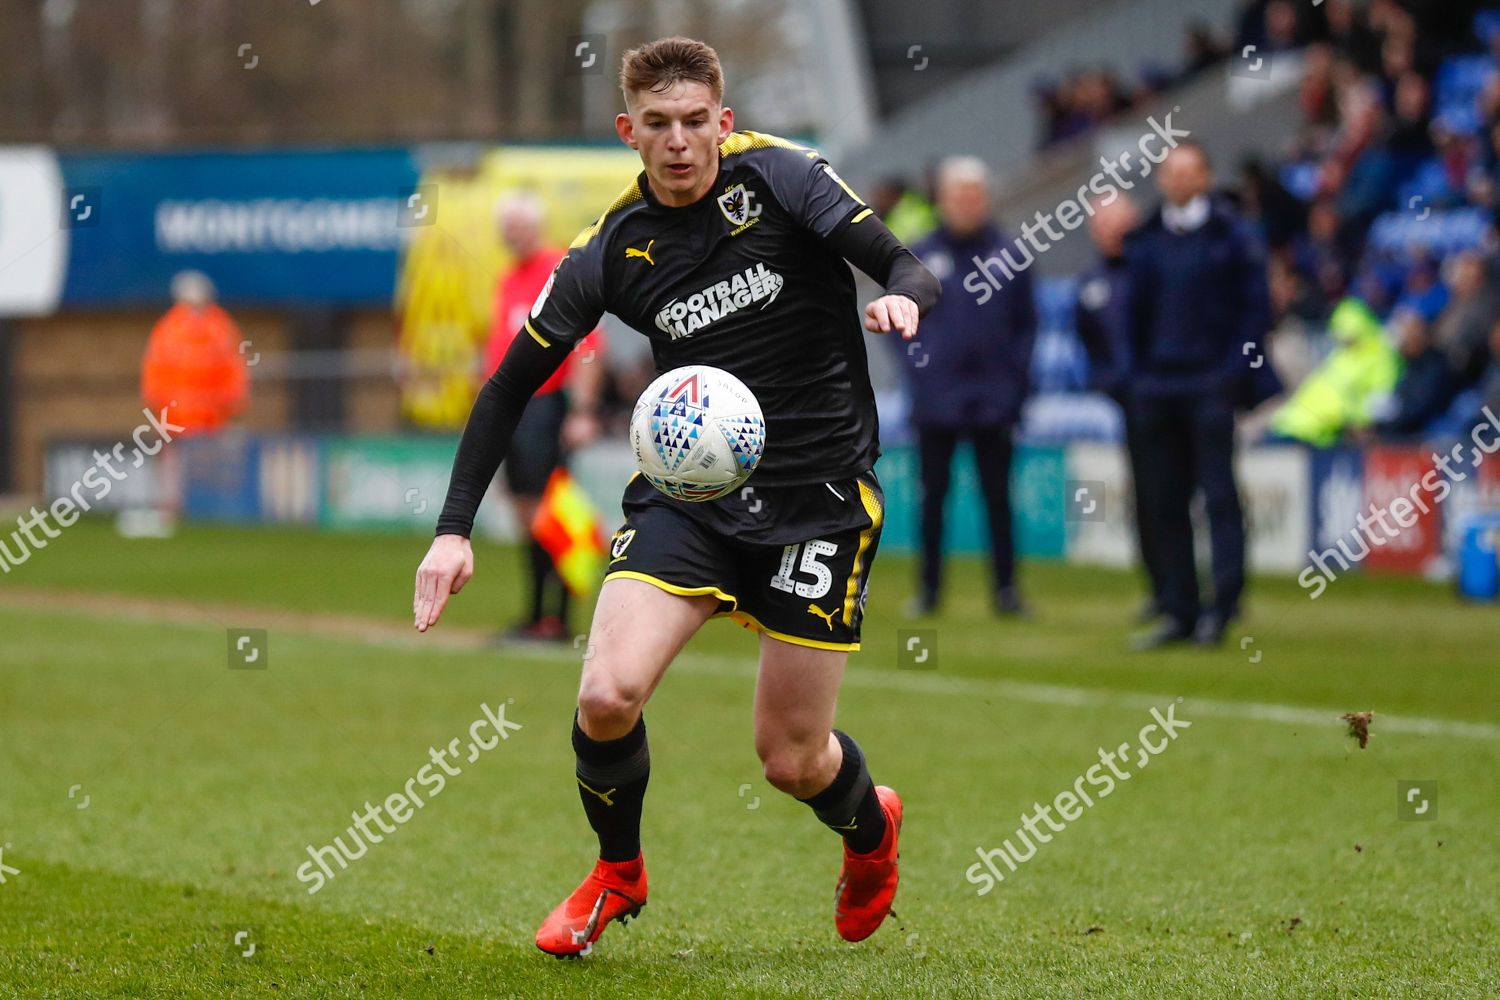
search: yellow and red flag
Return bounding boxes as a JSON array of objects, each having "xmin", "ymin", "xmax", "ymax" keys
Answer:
[{"xmin": 531, "ymin": 468, "xmax": 608, "ymax": 597}]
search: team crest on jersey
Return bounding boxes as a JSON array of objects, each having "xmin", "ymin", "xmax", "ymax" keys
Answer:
[
  {"xmin": 610, "ymin": 528, "xmax": 636, "ymax": 560},
  {"xmin": 716, "ymin": 184, "xmax": 761, "ymax": 227}
]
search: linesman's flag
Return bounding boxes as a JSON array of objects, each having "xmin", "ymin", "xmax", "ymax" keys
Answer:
[{"xmin": 531, "ymin": 469, "xmax": 608, "ymax": 597}]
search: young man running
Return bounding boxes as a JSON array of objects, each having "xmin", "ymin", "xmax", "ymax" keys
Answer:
[{"xmin": 413, "ymin": 36, "xmax": 939, "ymax": 957}]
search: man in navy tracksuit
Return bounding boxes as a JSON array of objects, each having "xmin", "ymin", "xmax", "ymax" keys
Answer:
[
  {"xmin": 901, "ymin": 157, "xmax": 1037, "ymax": 616},
  {"xmin": 1124, "ymin": 142, "xmax": 1271, "ymax": 647},
  {"xmin": 1076, "ymin": 192, "xmax": 1165, "ymax": 623}
]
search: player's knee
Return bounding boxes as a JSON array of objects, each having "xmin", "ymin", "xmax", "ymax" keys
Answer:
[{"xmin": 576, "ymin": 675, "xmax": 647, "ymax": 730}]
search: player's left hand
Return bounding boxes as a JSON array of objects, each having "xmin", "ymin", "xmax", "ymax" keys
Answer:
[{"xmin": 864, "ymin": 294, "xmax": 919, "ymax": 339}]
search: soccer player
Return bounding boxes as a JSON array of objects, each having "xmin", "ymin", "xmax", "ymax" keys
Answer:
[{"xmin": 412, "ymin": 36, "xmax": 939, "ymax": 957}]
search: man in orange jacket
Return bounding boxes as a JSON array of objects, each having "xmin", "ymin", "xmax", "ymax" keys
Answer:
[{"xmin": 142, "ymin": 271, "xmax": 250, "ymax": 436}]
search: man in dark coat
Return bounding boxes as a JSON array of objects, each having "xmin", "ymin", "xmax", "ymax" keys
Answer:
[
  {"xmin": 1124, "ymin": 142, "xmax": 1272, "ymax": 647},
  {"xmin": 901, "ymin": 156, "xmax": 1037, "ymax": 616},
  {"xmin": 1076, "ymin": 192, "xmax": 1165, "ymax": 622}
]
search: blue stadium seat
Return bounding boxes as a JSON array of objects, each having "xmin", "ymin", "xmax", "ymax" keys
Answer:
[
  {"xmin": 1365, "ymin": 208, "xmax": 1490, "ymax": 262},
  {"xmin": 1034, "ymin": 275, "xmax": 1078, "ymax": 332},
  {"xmin": 1280, "ymin": 161, "xmax": 1322, "ymax": 202},
  {"xmin": 1021, "ymin": 392, "xmax": 1122, "ymax": 443},
  {"xmin": 1032, "ymin": 277, "xmax": 1087, "ymax": 394},
  {"xmin": 1395, "ymin": 157, "xmax": 1459, "ymax": 210},
  {"xmin": 1475, "ymin": 10, "xmax": 1500, "ymax": 45},
  {"xmin": 1434, "ymin": 55, "xmax": 1496, "ymax": 137}
]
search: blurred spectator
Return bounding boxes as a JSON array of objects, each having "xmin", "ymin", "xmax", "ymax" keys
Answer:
[
  {"xmin": 1269, "ymin": 297, "xmax": 1401, "ymax": 446},
  {"xmin": 1269, "ymin": 252, "xmax": 1327, "ymax": 330},
  {"xmin": 1371, "ymin": 306, "xmax": 1461, "ymax": 438},
  {"xmin": 1413, "ymin": 0, "xmax": 1489, "ymax": 55},
  {"xmin": 1431, "ymin": 250, "xmax": 1500, "ymax": 387},
  {"xmin": 1264, "ymin": 0, "xmax": 1308, "ymax": 54},
  {"xmin": 1334, "ymin": 86, "xmax": 1398, "ymax": 232},
  {"xmin": 1053, "ymin": 0, "xmax": 1500, "ymax": 449},
  {"xmin": 1292, "ymin": 198, "xmax": 1352, "ymax": 304},
  {"xmin": 141, "ymin": 271, "xmax": 249, "ymax": 436},
  {"xmin": 1482, "ymin": 74, "xmax": 1500, "ymax": 133},
  {"xmin": 481, "ymin": 192, "xmax": 604, "ymax": 644},
  {"xmin": 136, "ymin": 271, "xmax": 250, "ymax": 537},
  {"xmin": 1470, "ymin": 120, "xmax": 1500, "ymax": 208},
  {"xmin": 1369, "ymin": 251, "xmax": 1500, "ymax": 439},
  {"xmin": 902, "ymin": 156, "xmax": 1036, "ymax": 618},
  {"xmin": 1076, "ymin": 195, "xmax": 1138, "ymax": 401},
  {"xmin": 1035, "ymin": 69, "xmax": 1135, "ymax": 148},
  {"xmin": 870, "ymin": 175, "xmax": 938, "ymax": 245},
  {"xmin": 1300, "ymin": 44, "xmax": 1341, "ymax": 127},
  {"xmin": 1323, "ymin": 0, "xmax": 1383, "ymax": 75},
  {"xmin": 1124, "ymin": 143, "xmax": 1271, "ymax": 649},
  {"xmin": 1394, "ymin": 253, "xmax": 1450, "ymax": 323},
  {"xmin": 1380, "ymin": 24, "xmax": 1420, "ymax": 92},
  {"xmin": 1479, "ymin": 319, "xmax": 1500, "ymax": 416},
  {"xmin": 1235, "ymin": 0, "xmax": 1316, "ymax": 61},
  {"xmin": 1239, "ymin": 155, "xmax": 1306, "ymax": 250},
  {"xmin": 1388, "ymin": 71, "xmax": 1435, "ymax": 162},
  {"xmin": 1179, "ymin": 22, "xmax": 1230, "ymax": 84},
  {"xmin": 1077, "ymin": 191, "xmax": 1163, "ymax": 621}
]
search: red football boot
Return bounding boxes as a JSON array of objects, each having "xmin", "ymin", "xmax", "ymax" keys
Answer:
[
  {"xmin": 833, "ymin": 786, "xmax": 903, "ymax": 942},
  {"xmin": 534, "ymin": 854, "xmax": 647, "ymax": 958}
]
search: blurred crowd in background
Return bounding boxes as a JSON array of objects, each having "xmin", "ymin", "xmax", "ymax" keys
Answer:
[
  {"xmin": 878, "ymin": 0, "xmax": 1500, "ymax": 453},
  {"xmin": 1032, "ymin": 22, "xmax": 1230, "ymax": 149}
]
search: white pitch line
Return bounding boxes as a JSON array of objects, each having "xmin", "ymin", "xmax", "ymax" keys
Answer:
[
  {"xmin": 5, "ymin": 589, "xmax": 1497, "ymax": 742},
  {"xmin": 664, "ymin": 653, "xmax": 1500, "ymax": 742}
]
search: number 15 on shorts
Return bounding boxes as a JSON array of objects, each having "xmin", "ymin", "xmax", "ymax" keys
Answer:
[{"xmin": 770, "ymin": 540, "xmax": 839, "ymax": 598}]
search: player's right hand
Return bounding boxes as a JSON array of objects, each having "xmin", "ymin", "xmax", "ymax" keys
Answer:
[{"xmin": 414, "ymin": 533, "xmax": 474, "ymax": 632}]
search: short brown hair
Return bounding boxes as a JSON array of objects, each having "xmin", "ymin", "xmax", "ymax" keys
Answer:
[{"xmin": 619, "ymin": 36, "xmax": 724, "ymax": 107}]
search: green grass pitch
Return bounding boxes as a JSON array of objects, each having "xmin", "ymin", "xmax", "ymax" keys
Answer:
[{"xmin": 1, "ymin": 519, "xmax": 1496, "ymax": 998}]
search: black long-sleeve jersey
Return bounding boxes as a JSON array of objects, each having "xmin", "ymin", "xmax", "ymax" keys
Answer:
[{"xmin": 436, "ymin": 130, "xmax": 938, "ymax": 537}]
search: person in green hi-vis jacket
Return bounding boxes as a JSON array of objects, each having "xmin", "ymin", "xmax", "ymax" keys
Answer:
[{"xmin": 1271, "ymin": 297, "xmax": 1402, "ymax": 447}]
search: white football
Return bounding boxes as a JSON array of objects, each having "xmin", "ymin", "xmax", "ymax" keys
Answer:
[{"xmin": 629, "ymin": 365, "xmax": 767, "ymax": 502}]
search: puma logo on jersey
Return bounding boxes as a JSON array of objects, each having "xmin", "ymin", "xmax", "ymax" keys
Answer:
[
  {"xmin": 577, "ymin": 778, "xmax": 617, "ymax": 806},
  {"xmin": 806, "ymin": 604, "xmax": 839, "ymax": 631},
  {"xmin": 625, "ymin": 239, "xmax": 656, "ymax": 265},
  {"xmin": 654, "ymin": 262, "xmax": 784, "ymax": 340}
]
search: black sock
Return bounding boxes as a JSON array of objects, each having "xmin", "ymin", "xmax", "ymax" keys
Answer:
[
  {"xmin": 527, "ymin": 540, "xmax": 550, "ymax": 622},
  {"xmin": 541, "ymin": 559, "xmax": 570, "ymax": 627},
  {"xmin": 573, "ymin": 712, "xmax": 649, "ymax": 863},
  {"xmin": 798, "ymin": 730, "xmax": 887, "ymax": 854}
]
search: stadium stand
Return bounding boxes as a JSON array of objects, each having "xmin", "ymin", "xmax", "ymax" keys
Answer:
[{"xmin": 1006, "ymin": 0, "xmax": 1500, "ymax": 448}]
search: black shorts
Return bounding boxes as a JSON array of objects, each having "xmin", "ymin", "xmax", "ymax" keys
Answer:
[
  {"xmin": 501, "ymin": 391, "xmax": 566, "ymax": 496},
  {"xmin": 603, "ymin": 469, "xmax": 885, "ymax": 651}
]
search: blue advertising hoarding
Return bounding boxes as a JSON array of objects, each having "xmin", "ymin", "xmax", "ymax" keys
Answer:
[
  {"xmin": 875, "ymin": 443, "xmax": 1067, "ymax": 559},
  {"xmin": 0, "ymin": 147, "xmax": 421, "ymax": 312},
  {"xmin": 1308, "ymin": 446, "xmax": 1365, "ymax": 569}
]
